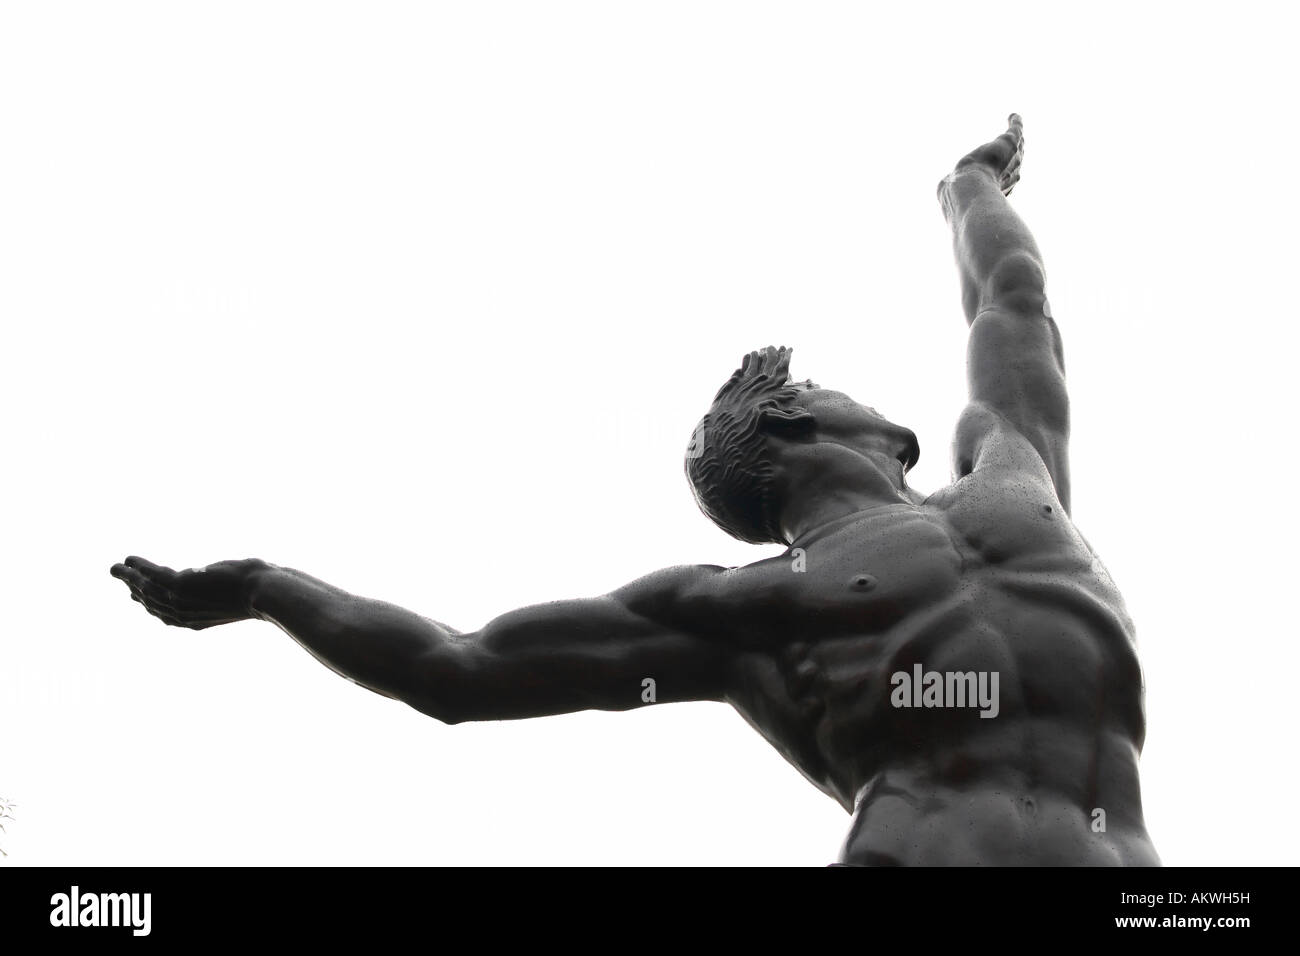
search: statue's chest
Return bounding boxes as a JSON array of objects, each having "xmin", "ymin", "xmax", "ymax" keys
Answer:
[
  {"xmin": 787, "ymin": 510, "xmax": 965, "ymax": 634},
  {"xmin": 936, "ymin": 471, "xmax": 1088, "ymax": 568}
]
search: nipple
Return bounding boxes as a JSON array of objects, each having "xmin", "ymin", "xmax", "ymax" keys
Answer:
[{"xmin": 850, "ymin": 574, "xmax": 877, "ymax": 592}]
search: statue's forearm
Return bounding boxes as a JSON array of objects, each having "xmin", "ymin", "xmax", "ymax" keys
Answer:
[
  {"xmin": 944, "ymin": 168, "xmax": 1046, "ymax": 323},
  {"xmin": 246, "ymin": 564, "xmax": 459, "ymax": 704}
]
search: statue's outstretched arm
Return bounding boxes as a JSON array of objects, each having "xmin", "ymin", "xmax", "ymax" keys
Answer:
[
  {"xmin": 938, "ymin": 114, "xmax": 1070, "ymax": 509},
  {"xmin": 110, "ymin": 556, "xmax": 733, "ymax": 722}
]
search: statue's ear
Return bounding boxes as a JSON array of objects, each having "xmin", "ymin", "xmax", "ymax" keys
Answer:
[{"xmin": 758, "ymin": 406, "xmax": 815, "ymax": 437}]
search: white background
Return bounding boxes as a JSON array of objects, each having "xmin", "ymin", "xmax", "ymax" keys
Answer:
[{"xmin": 2, "ymin": 1, "xmax": 1297, "ymax": 866}]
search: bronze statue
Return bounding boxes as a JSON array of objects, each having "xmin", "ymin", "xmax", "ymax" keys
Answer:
[{"xmin": 111, "ymin": 115, "xmax": 1159, "ymax": 865}]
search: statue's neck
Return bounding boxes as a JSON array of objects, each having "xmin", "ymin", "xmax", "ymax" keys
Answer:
[{"xmin": 776, "ymin": 451, "xmax": 918, "ymax": 546}]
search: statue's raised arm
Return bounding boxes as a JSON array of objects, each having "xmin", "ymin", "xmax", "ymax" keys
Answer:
[{"xmin": 939, "ymin": 115, "xmax": 1071, "ymax": 511}]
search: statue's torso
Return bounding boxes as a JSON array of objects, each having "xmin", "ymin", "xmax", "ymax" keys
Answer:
[{"xmin": 722, "ymin": 460, "xmax": 1159, "ymax": 865}]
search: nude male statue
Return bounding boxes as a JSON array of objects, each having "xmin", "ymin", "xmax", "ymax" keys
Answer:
[{"xmin": 111, "ymin": 116, "xmax": 1160, "ymax": 866}]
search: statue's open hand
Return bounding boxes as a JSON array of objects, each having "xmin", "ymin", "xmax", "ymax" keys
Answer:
[
  {"xmin": 110, "ymin": 556, "xmax": 265, "ymax": 630},
  {"xmin": 953, "ymin": 113, "xmax": 1024, "ymax": 196}
]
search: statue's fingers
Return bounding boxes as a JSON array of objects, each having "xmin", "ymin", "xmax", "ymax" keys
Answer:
[
  {"xmin": 113, "ymin": 564, "xmax": 150, "ymax": 594},
  {"xmin": 995, "ymin": 115, "xmax": 1024, "ymax": 156},
  {"xmin": 130, "ymin": 592, "xmax": 181, "ymax": 626},
  {"xmin": 130, "ymin": 591, "xmax": 168, "ymax": 621},
  {"xmin": 124, "ymin": 555, "xmax": 178, "ymax": 585},
  {"xmin": 996, "ymin": 128, "xmax": 1022, "ymax": 157},
  {"xmin": 175, "ymin": 615, "xmax": 243, "ymax": 630},
  {"xmin": 118, "ymin": 566, "xmax": 220, "ymax": 613},
  {"xmin": 126, "ymin": 582, "xmax": 180, "ymax": 618},
  {"xmin": 130, "ymin": 591, "xmax": 231, "ymax": 629},
  {"xmin": 158, "ymin": 606, "xmax": 241, "ymax": 629},
  {"xmin": 115, "ymin": 565, "xmax": 170, "ymax": 603},
  {"xmin": 1004, "ymin": 137, "xmax": 1024, "ymax": 176}
]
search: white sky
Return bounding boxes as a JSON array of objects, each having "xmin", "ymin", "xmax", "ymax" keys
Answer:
[{"xmin": 2, "ymin": 1, "xmax": 1297, "ymax": 866}]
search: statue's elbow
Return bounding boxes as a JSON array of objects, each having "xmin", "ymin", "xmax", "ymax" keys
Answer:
[{"xmin": 984, "ymin": 252, "xmax": 1047, "ymax": 311}]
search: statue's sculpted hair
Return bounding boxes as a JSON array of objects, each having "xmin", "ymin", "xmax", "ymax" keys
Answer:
[{"xmin": 685, "ymin": 346, "xmax": 816, "ymax": 545}]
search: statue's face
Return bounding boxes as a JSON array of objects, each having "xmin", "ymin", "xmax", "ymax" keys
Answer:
[{"xmin": 785, "ymin": 386, "xmax": 920, "ymax": 471}]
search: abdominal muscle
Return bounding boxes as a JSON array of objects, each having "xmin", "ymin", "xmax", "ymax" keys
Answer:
[
  {"xmin": 835, "ymin": 728, "xmax": 1160, "ymax": 866},
  {"xmin": 801, "ymin": 596, "xmax": 1157, "ymax": 865}
]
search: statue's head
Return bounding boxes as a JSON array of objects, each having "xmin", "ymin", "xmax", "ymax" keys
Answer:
[{"xmin": 685, "ymin": 346, "xmax": 920, "ymax": 545}]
